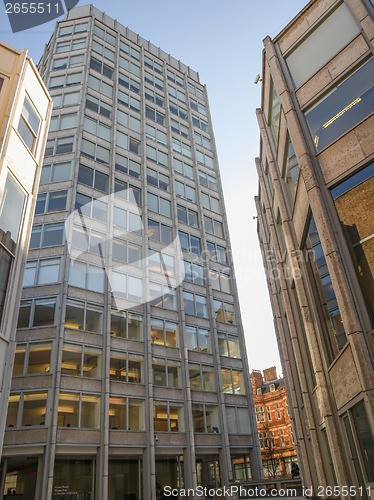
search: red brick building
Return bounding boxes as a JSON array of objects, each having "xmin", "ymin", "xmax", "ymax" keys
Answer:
[{"xmin": 251, "ymin": 367, "xmax": 298, "ymax": 478}]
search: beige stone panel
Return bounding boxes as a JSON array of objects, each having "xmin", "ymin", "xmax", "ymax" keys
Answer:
[
  {"xmin": 57, "ymin": 429, "xmax": 100, "ymax": 444},
  {"xmin": 194, "ymin": 434, "xmax": 222, "ymax": 447},
  {"xmin": 64, "ymin": 330, "xmax": 103, "ymax": 346},
  {"xmin": 328, "ymin": 36, "xmax": 369, "ymax": 80},
  {"xmin": 278, "ymin": 0, "xmax": 336, "ymax": 54},
  {"xmin": 153, "ymin": 387, "xmax": 184, "ymax": 400},
  {"xmin": 4, "ymin": 428, "xmax": 48, "ymax": 445},
  {"xmin": 224, "ymin": 394, "xmax": 248, "ymax": 405},
  {"xmin": 329, "ymin": 346, "xmax": 362, "ymax": 409},
  {"xmin": 191, "ymin": 392, "xmax": 218, "ymax": 404},
  {"xmin": 155, "ymin": 433, "xmax": 187, "ymax": 446},
  {"xmin": 11, "ymin": 375, "xmax": 52, "ymax": 391},
  {"xmin": 354, "ymin": 114, "xmax": 374, "ymax": 158},
  {"xmin": 16, "ymin": 327, "xmax": 57, "ymax": 342},
  {"xmin": 60, "ymin": 376, "xmax": 102, "ymax": 393},
  {"xmin": 229, "ymin": 435, "xmax": 253, "ymax": 446},
  {"xmin": 347, "ymin": 0, "xmax": 374, "ymax": 22},
  {"xmin": 296, "ymin": 67, "xmax": 331, "ymax": 109},
  {"xmin": 318, "ymin": 115, "xmax": 374, "ymax": 184},
  {"xmin": 361, "ymin": 15, "xmax": 374, "ymax": 42},
  {"xmin": 109, "ymin": 382, "xmax": 145, "ymax": 397},
  {"xmin": 109, "ymin": 431, "xmax": 146, "ymax": 446}
]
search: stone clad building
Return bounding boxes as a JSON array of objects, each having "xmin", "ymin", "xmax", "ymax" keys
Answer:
[
  {"xmin": 0, "ymin": 42, "xmax": 52, "ymax": 461},
  {"xmin": 0, "ymin": 6, "xmax": 262, "ymax": 499},
  {"xmin": 255, "ymin": 0, "xmax": 374, "ymax": 496},
  {"xmin": 251, "ymin": 367, "xmax": 298, "ymax": 478}
]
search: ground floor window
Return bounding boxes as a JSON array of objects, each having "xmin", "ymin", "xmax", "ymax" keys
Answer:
[
  {"xmin": 232, "ymin": 454, "xmax": 252, "ymax": 482},
  {"xmin": 52, "ymin": 458, "xmax": 94, "ymax": 499},
  {"xmin": 108, "ymin": 458, "xmax": 142, "ymax": 500},
  {"xmin": 342, "ymin": 399, "xmax": 374, "ymax": 495},
  {"xmin": 155, "ymin": 456, "xmax": 184, "ymax": 499},
  {"xmin": 263, "ymin": 458, "xmax": 281, "ymax": 478},
  {"xmin": 1, "ymin": 456, "xmax": 38, "ymax": 499},
  {"xmin": 196, "ymin": 455, "xmax": 221, "ymax": 490},
  {"xmin": 284, "ymin": 456, "xmax": 298, "ymax": 475}
]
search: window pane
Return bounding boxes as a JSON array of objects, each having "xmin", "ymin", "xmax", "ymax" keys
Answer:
[
  {"xmin": 65, "ymin": 299, "xmax": 84, "ymax": 330},
  {"xmin": 202, "ymin": 365, "xmax": 215, "ymax": 391},
  {"xmin": 0, "ymin": 174, "xmax": 25, "ymax": 247},
  {"xmin": 226, "ymin": 407, "xmax": 238, "ymax": 434},
  {"xmin": 27, "ymin": 343, "xmax": 51, "ymax": 374},
  {"xmin": 86, "ymin": 303, "xmax": 104, "ymax": 333},
  {"xmin": 62, "ymin": 344, "xmax": 82, "ymax": 376},
  {"xmin": 128, "ymin": 313, "xmax": 142, "ymax": 340},
  {"xmin": 21, "ymin": 393, "xmax": 47, "ymax": 426},
  {"xmin": 221, "ymin": 369, "xmax": 233, "ymax": 393},
  {"xmin": 81, "ymin": 394, "xmax": 100, "ymax": 428},
  {"xmin": 83, "ymin": 347, "xmax": 101, "ymax": 378},
  {"xmin": 6, "ymin": 394, "xmax": 19, "ymax": 427},
  {"xmin": 58, "ymin": 393, "xmax": 79, "ymax": 427},
  {"xmin": 129, "ymin": 399, "xmax": 144, "ymax": 430},
  {"xmin": 306, "ymin": 59, "xmax": 374, "ymax": 152},
  {"xmin": 33, "ymin": 298, "xmax": 56, "ymax": 326},
  {"xmin": 38, "ymin": 258, "xmax": 60, "ymax": 284},
  {"xmin": 165, "ymin": 321, "xmax": 178, "ymax": 348},
  {"xmin": 109, "ymin": 397, "xmax": 126, "ymax": 430},
  {"xmin": 13, "ymin": 346, "xmax": 26, "ymax": 375},
  {"xmin": 183, "ymin": 291, "xmax": 194, "ymax": 315}
]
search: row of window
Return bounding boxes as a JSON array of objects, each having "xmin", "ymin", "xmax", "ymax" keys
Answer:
[
  {"xmin": 40, "ymin": 160, "xmax": 216, "ymax": 199},
  {"xmin": 7, "ymin": 386, "xmax": 251, "ymax": 433},
  {"xmin": 12, "ymin": 338, "xmax": 243, "ymax": 392}
]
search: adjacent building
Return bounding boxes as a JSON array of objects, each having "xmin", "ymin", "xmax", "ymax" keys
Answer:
[
  {"xmin": 0, "ymin": 6, "xmax": 262, "ymax": 499},
  {"xmin": 255, "ymin": 0, "xmax": 374, "ymax": 496},
  {"xmin": 251, "ymin": 367, "xmax": 298, "ymax": 478},
  {"xmin": 0, "ymin": 42, "xmax": 52, "ymax": 460}
]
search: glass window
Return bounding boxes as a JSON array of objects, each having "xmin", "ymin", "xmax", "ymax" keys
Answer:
[
  {"xmin": 21, "ymin": 392, "xmax": 48, "ymax": 426},
  {"xmin": 331, "ymin": 164, "xmax": 374, "ymax": 325},
  {"xmin": 269, "ymin": 79, "xmax": 280, "ymax": 147},
  {"xmin": 283, "ymin": 135, "xmax": 300, "ymax": 205},
  {"xmin": 17, "ymin": 96, "xmax": 40, "ymax": 152},
  {"xmin": 33, "ymin": 298, "xmax": 56, "ymax": 326},
  {"xmin": 0, "ymin": 174, "xmax": 25, "ymax": 250},
  {"xmin": 27, "ymin": 343, "xmax": 51, "ymax": 374},
  {"xmin": 6, "ymin": 394, "xmax": 19, "ymax": 427},
  {"xmin": 306, "ymin": 59, "xmax": 374, "ymax": 152},
  {"xmin": 306, "ymin": 215, "xmax": 347, "ymax": 356},
  {"xmin": 52, "ymin": 459, "xmax": 94, "ymax": 500},
  {"xmin": 286, "ymin": 4, "xmax": 360, "ymax": 88}
]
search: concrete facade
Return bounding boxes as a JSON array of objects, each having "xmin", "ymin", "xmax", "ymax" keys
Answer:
[
  {"xmin": 0, "ymin": 6, "xmax": 262, "ymax": 499},
  {"xmin": 0, "ymin": 42, "xmax": 52, "ymax": 461},
  {"xmin": 255, "ymin": 0, "xmax": 374, "ymax": 497}
]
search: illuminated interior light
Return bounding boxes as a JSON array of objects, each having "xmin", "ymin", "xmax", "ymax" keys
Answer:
[{"xmin": 322, "ymin": 97, "xmax": 361, "ymax": 128}]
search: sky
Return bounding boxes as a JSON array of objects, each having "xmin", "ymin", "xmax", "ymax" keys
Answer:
[{"xmin": 0, "ymin": 0, "xmax": 308, "ymax": 376}]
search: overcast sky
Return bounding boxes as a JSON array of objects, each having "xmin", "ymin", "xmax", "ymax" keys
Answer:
[{"xmin": 0, "ymin": 0, "xmax": 308, "ymax": 376}]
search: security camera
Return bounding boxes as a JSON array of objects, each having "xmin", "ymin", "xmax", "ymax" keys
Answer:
[{"xmin": 254, "ymin": 74, "xmax": 262, "ymax": 84}]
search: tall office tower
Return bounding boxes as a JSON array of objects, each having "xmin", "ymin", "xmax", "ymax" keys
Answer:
[
  {"xmin": 0, "ymin": 6, "xmax": 262, "ymax": 499},
  {"xmin": 0, "ymin": 42, "xmax": 51, "ymax": 460},
  {"xmin": 255, "ymin": 0, "xmax": 374, "ymax": 496}
]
